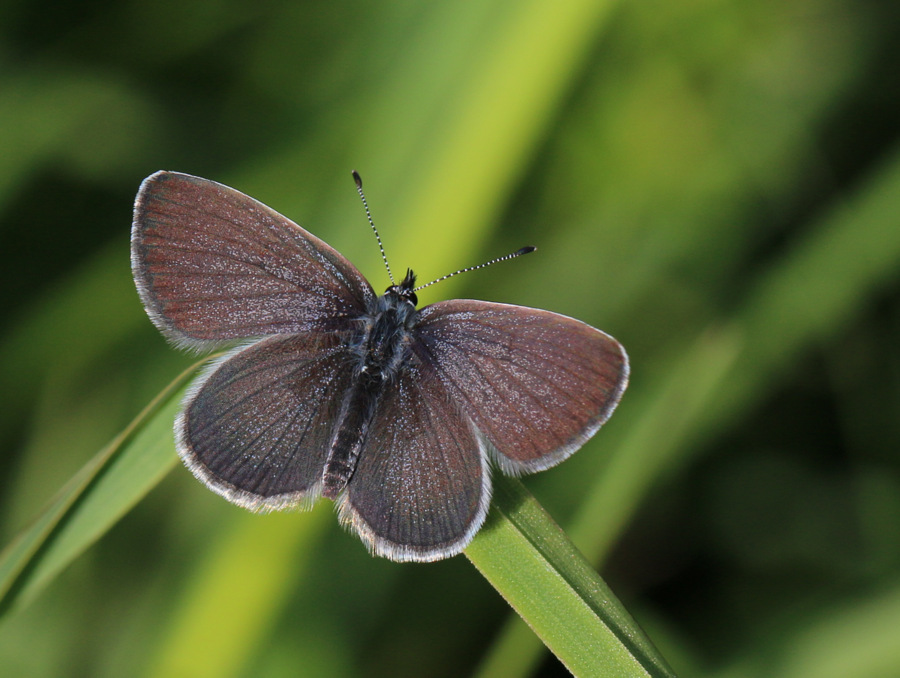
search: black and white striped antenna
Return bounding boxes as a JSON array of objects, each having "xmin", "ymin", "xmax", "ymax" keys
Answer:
[
  {"xmin": 414, "ymin": 246, "xmax": 535, "ymax": 292},
  {"xmin": 352, "ymin": 170, "xmax": 535, "ymax": 292},
  {"xmin": 352, "ymin": 170, "xmax": 394, "ymax": 286}
]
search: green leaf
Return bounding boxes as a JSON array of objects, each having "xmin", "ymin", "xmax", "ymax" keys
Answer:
[
  {"xmin": 466, "ymin": 476, "xmax": 675, "ymax": 677},
  {"xmin": 0, "ymin": 359, "xmax": 206, "ymax": 617}
]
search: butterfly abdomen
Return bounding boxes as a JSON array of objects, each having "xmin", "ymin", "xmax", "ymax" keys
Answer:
[{"xmin": 322, "ymin": 375, "xmax": 382, "ymax": 499}]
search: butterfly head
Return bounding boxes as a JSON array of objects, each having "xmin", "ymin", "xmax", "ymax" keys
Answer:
[{"xmin": 385, "ymin": 268, "xmax": 418, "ymax": 307}]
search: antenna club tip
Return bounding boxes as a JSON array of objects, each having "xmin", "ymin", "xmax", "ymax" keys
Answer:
[
  {"xmin": 351, "ymin": 170, "xmax": 363, "ymax": 189},
  {"xmin": 518, "ymin": 246, "xmax": 537, "ymax": 255}
]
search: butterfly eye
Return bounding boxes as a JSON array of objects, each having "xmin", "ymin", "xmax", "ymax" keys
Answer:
[{"xmin": 384, "ymin": 285, "xmax": 418, "ymax": 307}]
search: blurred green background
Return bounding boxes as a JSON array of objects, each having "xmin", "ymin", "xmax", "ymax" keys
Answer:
[{"xmin": 2, "ymin": 0, "xmax": 900, "ymax": 676}]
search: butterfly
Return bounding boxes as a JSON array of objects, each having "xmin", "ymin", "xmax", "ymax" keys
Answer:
[{"xmin": 131, "ymin": 171, "xmax": 629, "ymax": 562}]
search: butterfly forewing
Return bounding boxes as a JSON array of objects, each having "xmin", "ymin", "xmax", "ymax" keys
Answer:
[
  {"xmin": 179, "ymin": 333, "xmax": 357, "ymax": 510},
  {"xmin": 415, "ymin": 300, "xmax": 629, "ymax": 475},
  {"xmin": 132, "ymin": 171, "xmax": 375, "ymax": 346},
  {"xmin": 341, "ymin": 361, "xmax": 490, "ymax": 562}
]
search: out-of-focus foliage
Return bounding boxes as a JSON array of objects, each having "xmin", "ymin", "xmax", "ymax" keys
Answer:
[{"xmin": 1, "ymin": 0, "xmax": 899, "ymax": 676}]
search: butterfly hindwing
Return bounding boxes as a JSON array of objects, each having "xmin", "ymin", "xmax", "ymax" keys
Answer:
[
  {"xmin": 179, "ymin": 333, "xmax": 357, "ymax": 511},
  {"xmin": 340, "ymin": 358, "xmax": 490, "ymax": 562},
  {"xmin": 132, "ymin": 171, "xmax": 375, "ymax": 347},
  {"xmin": 415, "ymin": 300, "xmax": 629, "ymax": 475}
]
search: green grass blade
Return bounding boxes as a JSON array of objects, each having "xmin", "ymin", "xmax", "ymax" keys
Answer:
[
  {"xmin": 0, "ymin": 358, "xmax": 206, "ymax": 616},
  {"xmin": 466, "ymin": 476, "xmax": 675, "ymax": 677}
]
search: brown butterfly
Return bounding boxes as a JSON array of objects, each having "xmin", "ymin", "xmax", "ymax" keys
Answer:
[{"xmin": 131, "ymin": 171, "xmax": 628, "ymax": 561}]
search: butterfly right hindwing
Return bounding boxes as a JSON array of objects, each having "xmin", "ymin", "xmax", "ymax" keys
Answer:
[{"xmin": 340, "ymin": 355, "xmax": 491, "ymax": 562}]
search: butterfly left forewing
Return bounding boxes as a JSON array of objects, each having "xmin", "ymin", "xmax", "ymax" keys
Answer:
[
  {"xmin": 132, "ymin": 171, "xmax": 375, "ymax": 348},
  {"xmin": 414, "ymin": 300, "xmax": 628, "ymax": 475}
]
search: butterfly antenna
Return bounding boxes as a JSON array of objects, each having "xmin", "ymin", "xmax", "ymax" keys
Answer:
[
  {"xmin": 352, "ymin": 170, "xmax": 395, "ymax": 285},
  {"xmin": 414, "ymin": 246, "xmax": 536, "ymax": 292}
]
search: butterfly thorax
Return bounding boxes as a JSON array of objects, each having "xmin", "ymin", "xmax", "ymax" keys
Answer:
[
  {"xmin": 360, "ymin": 277, "xmax": 418, "ymax": 377},
  {"xmin": 321, "ymin": 271, "xmax": 419, "ymax": 499}
]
